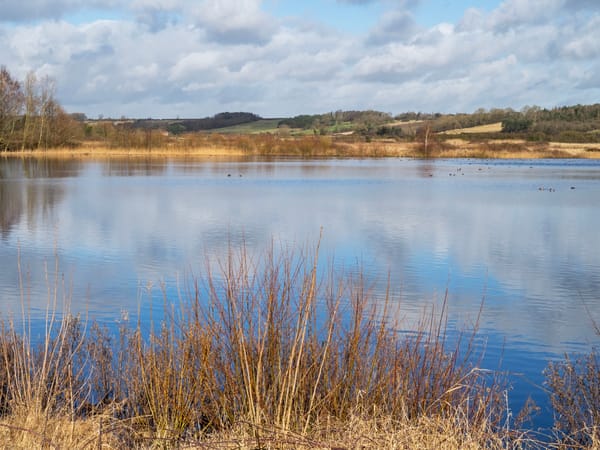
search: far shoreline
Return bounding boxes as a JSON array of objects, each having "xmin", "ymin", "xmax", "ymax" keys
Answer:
[{"xmin": 2, "ymin": 138, "xmax": 600, "ymax": 160}]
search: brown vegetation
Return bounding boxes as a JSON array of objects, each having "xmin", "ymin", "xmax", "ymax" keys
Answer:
[
  {"xmin": 0, "ymin": 245, "xmax": 598, "ymax": 448},
  {"xmin": 3, "ymin": 133, "xmax": 599, "ymax": 160},
  {"xmin": 545, "ymin": 352, "xmax": 600, "ymax": 449},
  {"xmin": 441, "ymin": 122, "xmax": 504, "ymax": 135},
  {"xmin": 0, "ymin": 67, "xmax": 81, "ymax": 151},
  {"xmin": 3, "ymin": 65, "xmax": 600, "ymax": 159},
  {"xmin": 0, "ymin": 245, "xmax": 532, "ymax": 449}
]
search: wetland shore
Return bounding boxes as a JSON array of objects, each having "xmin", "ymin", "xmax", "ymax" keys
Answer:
[{"xmin": 2, "ymin": 137, "xmax": 600, "ymax": 160}]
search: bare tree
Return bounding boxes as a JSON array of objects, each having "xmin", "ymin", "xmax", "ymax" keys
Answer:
[
  {"xmin": 1, "ymin": 68, "xmax": 79, "ymax": 150},
  {"xmin": 37, "ymin": 75, "xmax": 56, "ymax": 148},
  {"xmin": 417, "ymin": 121, "xmax": 435, "ymax": 158},
  {"xmin": 21, "ymin": 71, "xmax": 38, "ymax": 150},
  {"xmin": 48, "ymin": 101, "xmax": 81, "ymax": 147},
  {"xmin": 0, "ymin": 66, "xmax": 24, "ymax": 151}
]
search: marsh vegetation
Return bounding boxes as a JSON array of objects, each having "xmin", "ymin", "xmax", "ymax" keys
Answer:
[{"xmin": 0, "ymin": 246, "xmax": 598, "ymax": 449}]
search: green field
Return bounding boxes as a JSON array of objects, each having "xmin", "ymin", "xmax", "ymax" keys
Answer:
[{"xmin": 210, "ymin": 119, "xmax": 282, "ymax": 134}]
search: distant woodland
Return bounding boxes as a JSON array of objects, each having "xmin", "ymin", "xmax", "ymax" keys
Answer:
[{"xmin": 2, "ymin": 66, "xmax": 600, "ymax": 151}]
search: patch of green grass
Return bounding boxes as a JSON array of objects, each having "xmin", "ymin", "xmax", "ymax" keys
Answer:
[{"xmin": 210, "ymin": 119, "xmax": 282, "ymax": 134}]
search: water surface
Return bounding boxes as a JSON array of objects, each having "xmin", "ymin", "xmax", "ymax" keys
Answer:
[{"xmin": 1, "ymin": 156, "xmax": 599, "ymax": 427}]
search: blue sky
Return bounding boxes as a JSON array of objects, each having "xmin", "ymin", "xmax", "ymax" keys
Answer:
[
  {"xmin": 265, "ymin": 1, "xmax": 502, "ymax": 30},
  {"xmin": 265, "ymin": 0, "xmax": 384, "ymax": 33},
  {"xmin": 1, "ymin": 0, "xmax": 599, "ymax": 118}
]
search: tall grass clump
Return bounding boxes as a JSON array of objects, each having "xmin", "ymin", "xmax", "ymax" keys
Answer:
[
  {"xmin": 98, "ymin": 243, "xmax": 521, "ymax": 447},
  {"xmin": 0, "ymin": 244, "xmax": 534, "ymax": 448},
  {"xmin": 546, "ymin": 352, "xmax": 600, "ymax": 448},
  {"xmin": 545, "ymin": 317, "xmax": 600, "ymax": 449},
  {"xmin": 0, "ymin": 258, "xmax": 103, "ymax": 448}
]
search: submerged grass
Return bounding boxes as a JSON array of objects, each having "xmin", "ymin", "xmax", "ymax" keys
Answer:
[{"xmin": 0, "ymin": 244, "xmax": 597, "ymax": 448}]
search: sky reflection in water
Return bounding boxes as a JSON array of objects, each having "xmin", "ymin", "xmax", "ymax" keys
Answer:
[{"xmin": 1, "ymin": 157, "xmax": 599, "ymax": 425}]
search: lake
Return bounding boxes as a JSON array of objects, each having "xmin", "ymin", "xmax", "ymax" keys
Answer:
[{"xmin": 1, "ymin": 156, "xmax": 599, "ymax": 429}]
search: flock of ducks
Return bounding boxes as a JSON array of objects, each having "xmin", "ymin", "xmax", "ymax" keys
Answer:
[
  {"xmin": 538, "ymin": 186, "xmax": 576, "ymax": 192},
  {"xmin": 225, "ymin": 167, "xmax": 577, "ymax": 192}
]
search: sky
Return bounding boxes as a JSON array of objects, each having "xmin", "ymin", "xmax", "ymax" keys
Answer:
[{"xmin": 1, "ymin": 0, "xmax": 599, "ymax": 118}]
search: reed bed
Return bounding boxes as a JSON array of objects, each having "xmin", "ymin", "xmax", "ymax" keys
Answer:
[
  {"xmin": 2, "ymin": 129, "xmax": 599, "ymax": 160},
  {"xmin": 0, "ymin": 245, "xmax": 597, "ymax": 448}
]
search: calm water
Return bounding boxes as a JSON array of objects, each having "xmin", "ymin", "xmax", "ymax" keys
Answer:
[{"xmin": 1, "ymin": 156, "xmax": 599, "ymax": 427}]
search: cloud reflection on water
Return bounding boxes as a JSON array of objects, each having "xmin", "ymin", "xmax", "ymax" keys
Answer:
[{"xmin": 0, "ymin": 158, "xmax": 599, "ymax": 357}]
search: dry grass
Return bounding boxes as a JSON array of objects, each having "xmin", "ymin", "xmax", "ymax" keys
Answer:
[
  {"xmin": 442, "ymin": 123, "xmax": 504, "ymax": 135},
  {"xmin": 432, "ymin": 139, "xmax": 600, "ymax": 159},
  {"xmin": 2, "ymin": 133, "xmax": 600, "ymax": 159},
  {"xmin": 548, "ymin": 141, "xmax": 600, "ymax": 156},
  {"xmin": 0, "ymin": 244, "xmax": 533, "ymax": 449},
  {"xmin": 1, "ymin": 244, "xmax": 599, "ymax": 448},
  {"xmin": 545, "ymin": 351, "xmax": 600, "ymax": 448},
  {"xmin": 0, "ymin": 144, "xmax": 247, "ymax": 159},
  {"xmin": 190, "ymin": 414, "xmax": 529, "ymax": 449},
  {"xmin": 0, "ymin": 414, "xmax": 527, "ymax": 449},
  {"xmin": 0, "ymin": 415, "xmax": 120, "ymax": 449}
]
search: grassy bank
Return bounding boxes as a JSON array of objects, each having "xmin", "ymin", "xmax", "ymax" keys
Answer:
[
  {"xmin": 0, "ymin": 246, "xmax": 599, "ymax": 448},
  {"xmin": 2, "ymin": 134, "xmax": 600, "ymax": 160}
]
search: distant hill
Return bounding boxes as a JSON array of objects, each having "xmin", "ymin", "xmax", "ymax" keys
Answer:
[
  {"xmin": 89, "ymin": 104, "xmax": 600, "ymax": 143},
  {"xmin": 131, "ymin": 112, "xmax": 263, "ymax": 134}
]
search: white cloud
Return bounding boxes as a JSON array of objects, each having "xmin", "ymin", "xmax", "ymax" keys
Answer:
[
  {"xmin": 188, "ymin": 0, "xmax": 275, "ymax": 44},
  {"xmin": 559, "ymin": 16, "xmax": 600, "ymax": 59},
  {"xmin": 366, "ymin": 10, "xmax": 419, "ymax": 45},
  {"xmin": 1, "ymin": 0, "xmax": 599, "ymax": 117},
  {"xmin": 168, "ymin": 51, "xmax": 230, "ymax": 83},
  {"xmin": 576, "ymin": 65, "xmax": 600, "ymax": 89},
  {"xmin": 488, "ymin": 0, "xmax": 564, "ymax": 31},
  {"xmin": 0, "ymin": 0, "xmax": 119, "ymax": 22}
]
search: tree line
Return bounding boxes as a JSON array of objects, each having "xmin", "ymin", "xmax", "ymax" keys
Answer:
[
  {"xmin": 503, "ymin": 105, "xmax": 600, "ymax": 142},
  {"xmin": 128, "ymin": 112, "xmax": 262, "ymax": 135},
  {"xmin": 3, "ymin": 63, "xmax": 600, "ymax": 149},
  {"xmin": 0, "ymin": 67, "xmax": 81, "ymax": 151},
  {"xmin": 412, "ymin": 105, "xmax": 600, "ymax": 143},
  {"xmin": 279, "ymin": 110, "xmax": 392, "ymax": 134}
]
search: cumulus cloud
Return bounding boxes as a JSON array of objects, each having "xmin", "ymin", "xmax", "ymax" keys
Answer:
[
  {"xmin": 488, "ymin": 0, "xmax": 564, "ymax": 31},
  {"xmin": 1, "ymin": 0, "xmax": 599, "ymax": 117},
  {"xmin": 130, "ymin": 0, "xmax": 187, "ymax": 31},
  {"xmin": 135, "ymin": 9, "xmax": 179, "ymax": 32},
  {"xmin": 187, "ymin": 0, "xmax": 275, "ymax": 44},
  {"xmin": 564, "ymin": 0, "xmax": 600, "ymax": 9},
  {"xmin": 366, "ymin": 10, "xmax": 419, "ymax": 45},
  {"xmin": 558, "ymin": 16, "xmax": 600, "ymax": 59},
  {"xmin": 456, "ymin": 7, "xmax": 486, "ymax": 32},
  {"xmin": 0, "ymin": 0, "xmax": 118, "ymax": 22}
]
